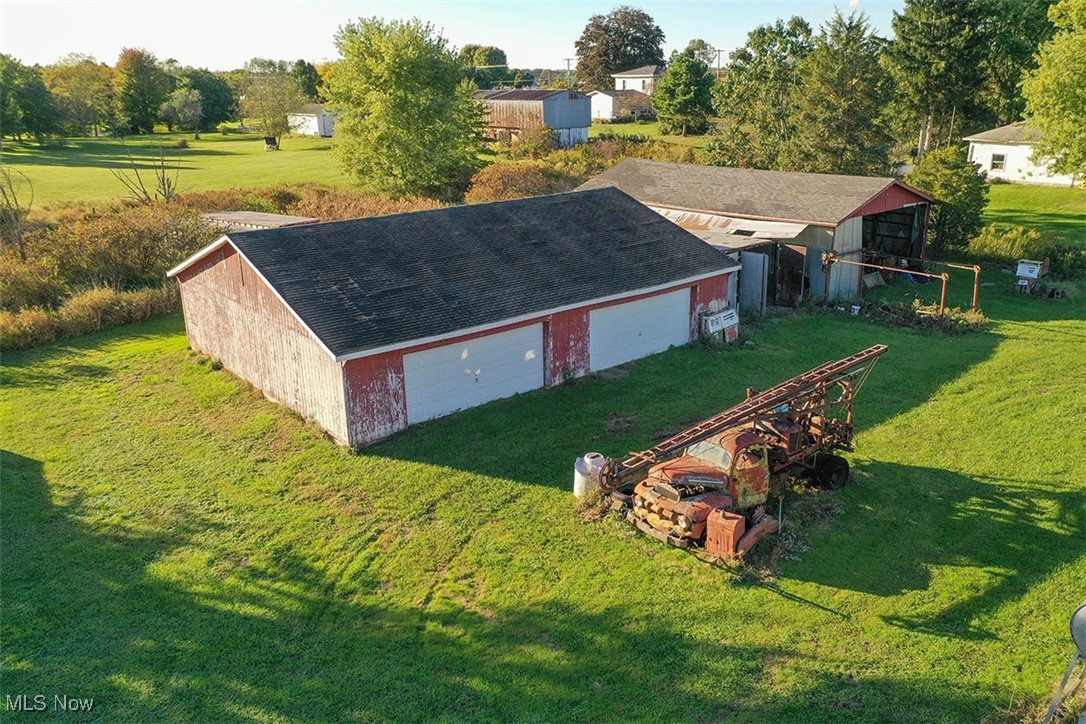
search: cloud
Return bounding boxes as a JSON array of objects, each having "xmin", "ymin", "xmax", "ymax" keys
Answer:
[{"xmin": 850, "ymin": 0, "xmax": 862, "ymax": 7}]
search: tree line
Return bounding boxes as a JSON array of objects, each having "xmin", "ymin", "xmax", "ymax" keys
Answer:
[{"xmin": 0, "ymin": 50, "xmax": 328, "ymax": 143}]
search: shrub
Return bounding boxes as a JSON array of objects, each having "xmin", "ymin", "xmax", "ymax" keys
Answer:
[
  {"xmin": 967, "ymin": 224, "xmax": 1086, "ymax": 279},
  {"xmin": 906, "ymin": 146, "xmax": 989, "ymax": 255},
  {"xmin": 507, "ymin": 126, "xmax": 559, "ymax": 160},
  {"xmin": 464, "ymin": 163, "xmax": 557, "ymax": 203},
  {"xmin": 0, "ymin": 255, "xmax": 67, "ymax": 311},
  {"xmin": 0, "ymin": 284, "xmax": 180, "ymax": 351},
  {"xmin": 172, "ymin": 139, "xmax": 189, "ymax": 149},
  {"xmin": 217, "ymin": 123, "xmax": 231, "ymax": 135}
]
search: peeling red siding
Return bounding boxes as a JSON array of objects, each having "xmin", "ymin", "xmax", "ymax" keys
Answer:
[
  {"xmin": 174, "ymin": 245, "xmax": 350, "ymax": 443},
  {"xmin": 689, "ymin": 273, "xmax": 732, "ymax": 337},
  {"xmin": 545, "ymin": 308, "xmax": 590, "ymax": 385},
  {"xmin": 342, "ymin": 352, "xmax": 408, "ymax": 447}
]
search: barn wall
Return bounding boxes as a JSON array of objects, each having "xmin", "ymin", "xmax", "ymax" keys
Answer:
[
  {"xmin": 542, "ymin": 93, "xmax": 591, "ymax": 130},
  {"xmin": 483, "ymin": 99, "xmax": 545, "ymax": 133},
  {"xmin": 830, "ymin": 217, "xmax": 863, "ymax": 300},
  {"xmin": 689, "ymin": 273, "xmax": 732, "ymax": 337},
  {"xmin": 175, "ymin": 245, "xmax": 349, "ymax": 442},
  {"xmin": 342, "ymin": 351, "xmax": 407, "ymax": 447},
  {"xmin": 545, "ymin": 308, "xmax": 590, "ymax": 385}
]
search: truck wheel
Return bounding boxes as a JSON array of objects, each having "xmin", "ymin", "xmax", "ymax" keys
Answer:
[{"xmin": 816, "ymin": 455, "xmax": 849, "ymax": 490}]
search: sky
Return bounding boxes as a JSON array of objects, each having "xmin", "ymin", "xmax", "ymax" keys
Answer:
[{"xmin": 0, "ymin": 0, "xmax": 905, "ymax": 72}]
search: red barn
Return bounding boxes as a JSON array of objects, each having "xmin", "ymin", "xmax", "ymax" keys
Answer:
[{"xmin": 167, "ymin": 188, "xmax": 739, "ymax": 446}]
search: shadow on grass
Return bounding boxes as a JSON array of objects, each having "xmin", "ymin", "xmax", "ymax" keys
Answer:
[
  {"xmin": 367, "ymin": 318, "xmax": 1002, "ymax": 492},
  {"xmin": 1, "ymin": 449, "xmax": 1007, "ymax": 720},
  {"xmin": 0, "ymin": 139, "xmax": 234, "ymax": 171},
  {"xmin": 786, "ymin": 461, "xmax": 1084, "ymax": 641}
]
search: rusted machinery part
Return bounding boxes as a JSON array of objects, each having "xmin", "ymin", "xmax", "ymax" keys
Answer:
[{"xmin": 598, "ymin": 459, "xmax": 619, "ymax": 492}]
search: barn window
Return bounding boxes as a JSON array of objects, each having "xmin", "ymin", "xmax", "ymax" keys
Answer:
[{"xmin": 990, "ymin": 154, "xmax": 1006, "ymax": 171}]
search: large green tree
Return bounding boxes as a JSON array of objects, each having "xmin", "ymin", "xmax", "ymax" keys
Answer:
[
  {"xmin": 114, "ymin": 48, "xmax": 169, "ymax": 134},
  {"xmin": 459, "ymin": 45, "xmax": 518, "ymax": 89},
  {"xmin": 652, "ymin": 47, "xmax": 713, "ymax": 136},
  {"xmin": 574, "ymin": 6, "xmax": 665, "ymax": 90},
  {"xmin": 783, "ymin": 12, "xmax": 892, "ymax": 176},
  {"xmin": 907, "ymin": 145, "xmax": 989, "ymax": 254},
  {"xmin": 708, "ymin": 17, "xmax": 813, "ymax": 169},
  {"xmin": 327, "ymin": 17, "xmax": 486, "ymax": 198},
  {"xmin": 160, "ymin": 87, "xmax": 203, "ymax": 137},
  {"xmin": 178, "ymin": 68, "xmax": 236, "ymax": 130},
  {"xmin": 42, "ymin": 54, "xmax": 114, "ymax": 137},
  {"xmin": 1022, "ymin": 0, "xmax": 1086, "ymax": 181},
  {"xmin": 977, "ymin": 0, "xmax": 1057, "ymax": 127},
  {"xmin": 882, "ymin": 0, "xmax": 989, "ymax": 159},
  {"xmin": 0, "ymin": 55, "xmax": 62, "ymax": 143},
  {"xmin": 240, "ymin": 58, "xmax": 307, "ymax": 147},
  {"xmin": 292, "ymin": 59, "xmax": 323, "ymax": 102}
]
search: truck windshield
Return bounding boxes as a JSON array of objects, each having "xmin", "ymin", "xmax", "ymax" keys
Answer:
[{"xmin": 686, "ymin": 441, "xmax": 732, "ymax": 470}]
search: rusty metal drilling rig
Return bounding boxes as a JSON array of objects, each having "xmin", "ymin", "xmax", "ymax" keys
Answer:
[{"xmin": 580, "ymin": 345, "xmax": 888, "ymax": 560}]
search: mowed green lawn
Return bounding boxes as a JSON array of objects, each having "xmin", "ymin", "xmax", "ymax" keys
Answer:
[
  {"xmin": 3, "ymin": 271, "xmax": 1084, "ymax": 721},
  {"xmin": 984, "ymin": 183, "xmax": 1086, "ymax": 247},
  {"xmin": 0, "ymin": 132, "xmax": 349, "ymax": 205}
]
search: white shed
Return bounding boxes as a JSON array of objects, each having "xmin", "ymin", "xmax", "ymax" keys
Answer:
[
  {"xmin": 288, "ymin": 104, "xmax": 335, "ymax": 138},
  {"xmin": 964, "ymin": 122, "xmax": 1077, "ymax": 187},
  {"xmin": 588, "ymin": 90, "xmax": 653, "ymax": 121}
]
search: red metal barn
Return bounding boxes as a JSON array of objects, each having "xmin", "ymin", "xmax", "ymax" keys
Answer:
[{"xmin": 168, "ymin": 188, "xmax": 740, "ymax": 446}]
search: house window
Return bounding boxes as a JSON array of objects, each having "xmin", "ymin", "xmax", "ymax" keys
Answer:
[
  {"xmin": 621, "ymin": 80, "xmax": 627, "ymax": 90},
  {"xmin": 990, "ymin": 154, "xmax": 1006, "ymax": 171}
]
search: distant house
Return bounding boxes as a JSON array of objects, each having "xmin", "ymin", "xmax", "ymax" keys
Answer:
[
  {"xmin": 611, "ymin": 65, "xmax": 665, "ymax": 94},
  {"xmin": 964, "ymin": 122, "xmax": 1077, "ymax": 187},
  {"xmin": 474, "ymin": 89, "xmax": 590, "ymax": 147},
  {"xmin": 288, "ymin": 104, "xmax": 335, "ymax": 138},
  {"xmin": 588, "ymin": 90, "xmax": 653, "ymax": 121},
  {"xmin": 167, "ymin": 188, "xmax": 737, "ymax": 446}
]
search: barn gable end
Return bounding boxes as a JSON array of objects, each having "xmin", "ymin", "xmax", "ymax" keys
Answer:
[{"xmin": 173, "ymin": 244, "xmax": 350, "ymax": 443}]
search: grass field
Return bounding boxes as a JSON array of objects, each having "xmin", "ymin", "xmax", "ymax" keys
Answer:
[
  {"xmin": 591, "ymin": 119, "xmax": 711, "ymax": 148},
  {"xmin": 3, "ymin": 269, "xmax": 1084, "ymax": 720},
  {"xmin": 984, "ymin": 183, "xmax": 1086, "ymax": 246},
  {"xmin": 0, "ymin": 132, "xmax": 349, "ymax": 205}
]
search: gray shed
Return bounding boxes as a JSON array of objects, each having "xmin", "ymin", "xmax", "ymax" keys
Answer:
[{"xmin": 475, "ymin": 89, "xmax": 590, "ymax": 147}]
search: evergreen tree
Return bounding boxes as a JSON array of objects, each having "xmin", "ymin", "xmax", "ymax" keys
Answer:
[
  {"xmin": 574, "ymin": 6, "xmax": 664, "ymax": 90},
  {"xmin": 882, "ymin": 0, "xmax": 989, "ymax": 159},
  {"xmin": 783, "ymin": 13, "xmax": 892, "ymax": 176},
  {"xmin": 327, "ymin": 17, "xmax": 486, "ymax": 198},
  {"xmin": 1022, "ymin": 0, "xmax": 1086, "ymax": 180},
  {"xmin": 292, "ymin": 59, "xmax": 323, "ymax": 102},
  {"xmin": 977, "ymin": 0, "xmax": 1057, "ymax": 127},
  {"xmin": 652, "ymin": 47, "xmax": 713, "ymax": 136}
]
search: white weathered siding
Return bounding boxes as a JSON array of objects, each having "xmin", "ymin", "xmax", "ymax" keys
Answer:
[
  {"xmin": 968, "ymin": 141, "xmax": 1076, "ymax": 186},
  {"xmin": 175, "ymin": 245, "xmax": 349, "ymax": 442},
  {"xmin": 830, "ymin": 216, "xmax": 863, "ymax": 300},
  {"xmin": 590, "ymin": 93, "xmax": 615, "ymax": 120}
]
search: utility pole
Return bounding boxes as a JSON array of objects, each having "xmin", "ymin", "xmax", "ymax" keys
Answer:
[
  {"xmin": 563, "ymin": 57, "xmax": 575, "ymax": 88},
  {"xmin": 715, "ymin": 46, "xmax": 724, "ymax": 78}
]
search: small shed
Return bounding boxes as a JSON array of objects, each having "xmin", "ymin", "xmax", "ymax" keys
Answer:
[
  {"xmin": 964, "ymin": 122, "xmax": 1077, "ymax": 187},
  {"xmin": 611, "ymin": 65, "xmax": 665, "ymax": 94},
  {"xmin": 168, "ymin": 188, "xmax": 739, "ymax": 446},
  {"xmin": 287, "ymin": 104, "xmax": 335, "ymax": 137},
  {"xmin": 588, "ymin": 89, "xmax": 653, "ymax": 121},
  {"xmin": 475, "ymin": 89, "xmax": 591, "ymax": 147},
  {"xmin": 579, "ymin": 159, "xmax": 937, "ymax": 304}
]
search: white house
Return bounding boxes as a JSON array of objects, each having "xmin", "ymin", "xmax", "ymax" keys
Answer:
[
  {"xmin": 288, "ymin": 104, "xmax": 335, "ymax": 138},
  {"xmin": 964, "ymin": 122, "xmax": 1077, "ymax": 187},
  {"xmin": 611, "ymin": 65, "xmax": 665, "ymax": 94},
  {"xmin": 588, "ymin": 90, "xmax": 653, "ymax": 121}
]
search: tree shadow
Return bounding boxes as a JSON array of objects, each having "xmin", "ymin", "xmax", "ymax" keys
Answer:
[
  {"xmin": 784, "ymin": 460, "xmax": 1084, "ymax": 641},
  {"xmin": 1, "ymin": 449, "xmax": 1007, "ymax": 720}
]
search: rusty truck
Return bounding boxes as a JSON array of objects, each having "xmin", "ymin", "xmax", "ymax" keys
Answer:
[{"xmin": 590, "ymin": 345, "xmax": 888, "ymax": 559}]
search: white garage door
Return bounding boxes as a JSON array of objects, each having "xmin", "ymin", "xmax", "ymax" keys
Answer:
[
  {"xmin": 403, "ymin": 324, "xmax": 544, "ymax": 424},
  {"xmin": 589, "ymin": 288, "xmax": 692, "ymax": 371}
]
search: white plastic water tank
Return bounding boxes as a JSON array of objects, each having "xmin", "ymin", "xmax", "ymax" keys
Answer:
[{"xmin": 573, "ymin": 452, "xmax": 606, "ymax": 497}]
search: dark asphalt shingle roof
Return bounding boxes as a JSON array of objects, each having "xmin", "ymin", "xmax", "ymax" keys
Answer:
[
  {"xmin": 612, "ymin": 65, "xmax": 665, "ymax": 77},
  {"xmin": 578, "ymin": 159, "xmax": 930, "ymax": 226},
  {"xmin": 225, "ymin": 188, "xmax": 735, "ymax": 358},
  {"xmin": 963, "ymin": 121, "xmax": 1041, "ymax": 145}
]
